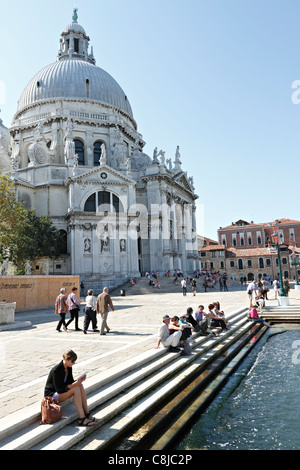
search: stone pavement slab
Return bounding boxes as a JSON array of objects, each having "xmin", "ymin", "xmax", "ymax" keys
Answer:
[{"xmin": 0, "ymin": 277, "xmax": 299, "ymax": 420}]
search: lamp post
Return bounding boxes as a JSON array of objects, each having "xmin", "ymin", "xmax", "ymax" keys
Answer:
[
  {"xmin": 291, "ymin": 250, "xmax": 300, "ymax": 287},
  {"xmin": 271, "ymin": 223, "xmax": 287, "ymax": 299}
]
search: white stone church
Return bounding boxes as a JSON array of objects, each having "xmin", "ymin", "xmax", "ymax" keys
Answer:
[{"xmin": 0, "ymin": 10, "xmax": 199, "ymax": 290}]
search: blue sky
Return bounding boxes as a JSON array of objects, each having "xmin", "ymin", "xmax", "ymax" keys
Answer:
[{"xmin": 1, "ymin": 0, "xmax": 300, "ymax": 241}]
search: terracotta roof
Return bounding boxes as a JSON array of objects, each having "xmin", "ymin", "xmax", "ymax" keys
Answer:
[
  {"xmin": 197, "ymin": 235, "xmax": 218, "ymax": 247},
  {"xmin": 219, "ymin": 218, "xmax": 300, "ymax": 230},
  {"xmin": 226, "ymin": 247, "xmax": 284, "ymax": 258},
  {"xmin": 198, "ymin": 244, "xmax": 225, "ymax": 252}
]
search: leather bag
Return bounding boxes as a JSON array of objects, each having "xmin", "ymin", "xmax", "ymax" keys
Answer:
[{"xmin": 40, "ymin": 396, "xmax": 62, "ymax": 425}]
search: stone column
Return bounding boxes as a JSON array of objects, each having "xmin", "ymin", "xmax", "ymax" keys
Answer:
[{"xmin": 160, "ymin": 186, "xmax": 171, "ymax": 272}]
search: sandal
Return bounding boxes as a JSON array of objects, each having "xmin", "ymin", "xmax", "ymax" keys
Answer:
[
  {"xmin": 78, "ymin": 417, "xmax": 97, "ymax": 427},
  {"xmin": 85, "ymin": 412, "xmax": 98, "ymax": 423}
]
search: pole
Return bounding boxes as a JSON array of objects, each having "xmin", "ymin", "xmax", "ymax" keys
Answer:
[{"xmin": 277, "ymin": 244, "xmax": 286, "ymax": 296}]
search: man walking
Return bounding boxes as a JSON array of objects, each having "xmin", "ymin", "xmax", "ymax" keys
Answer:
[{"xmin": 96, "ymin": 287, "xmax": 114, "ymax": 335}]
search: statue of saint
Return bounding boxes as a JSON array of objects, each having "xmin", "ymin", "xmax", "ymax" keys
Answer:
[
  {"xmin": 100, "ymin": 143, "xmax": 107, "ymax": 165},
  {"xmin": 25, "ymin": 260, "xmax": 32, "ymax": 275},
  {"xmin": 1, "ymin": 259, "xmax": 8, "ymax": 276},
  {"xmin": 73, "ymin": 8, "xmax": 78, "ymax": 22}
]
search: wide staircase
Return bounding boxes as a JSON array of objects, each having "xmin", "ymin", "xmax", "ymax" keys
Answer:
[
  {"xmin": 112, "ymin": 273, "xmax": 234, "ymax": 297},
  {"xmin": 0, "ymin": 303, "xmax": 269, "ymax": 450},
  {"xmin": 262, "ymin": 305, "xmax": 300, "ymax": 323}
]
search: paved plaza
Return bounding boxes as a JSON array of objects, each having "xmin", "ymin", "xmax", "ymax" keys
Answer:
[{"xmin": 1, "ymin": 277, "xmax": 300, "ymax": 420}]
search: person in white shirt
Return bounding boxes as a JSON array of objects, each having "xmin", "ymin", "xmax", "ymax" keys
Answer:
[
  {"xmin": 83, "ymin": 289, "xmax": 98, "ymax": 334},
  {"xmin": 155, "ymin": 315, "xmax": 182, "ymax": 352},
  {"xmin": 255, "ymin": 295, "xmax": 265, "ymax": 313},
  {"xmin": 181, "ymin": 278, "xmax": 187, "ymax": 296},
  {"xmin": 273, "ymin": 278, "xmax": 280, "ymax": 299},
  {"xmin": 247, "ymin": 280, "xmax": 257, "ymax": 305}
]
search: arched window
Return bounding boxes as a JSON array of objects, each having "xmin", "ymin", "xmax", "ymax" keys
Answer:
[
  {"xmin": 238, "ymin": 259, "xmax": 243, "ymax": 270},
  {"xmin": 84, "ymin": 191, "xmax": 123, "ymax": 214},
  {"xmin": 74, "ymin": 139, "xmax": 84, "ymax": 165},
  {"xmin": 113, "ymin": 194, "xmax": 120, "ymax": 213},
  {"xmin": 84, "ymin": 193, "xmax": 96, "ymax": 212},
  {"xmin": 93, "ymin": 141, "xmax": 102, "ymax": 166},
  {"xmin": 259, "ymin": 257, "xmax": 264, "ymax": 268},
  {"xmin": 98, "ymin": 191, "xmax": 111, "ymax": 212}
]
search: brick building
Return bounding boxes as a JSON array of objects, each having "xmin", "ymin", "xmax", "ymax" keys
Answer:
[
  {"xmin": 198, "ymin": 219, "xmax": 300, "ymax": 281},
  {"xmin": 218, "ymin": 218, "xmax": 300, "ymax": 249}
]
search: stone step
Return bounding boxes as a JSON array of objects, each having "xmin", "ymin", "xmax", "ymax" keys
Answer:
[
  {"xmin": 261, "ymin": 305, "xmax": 300, "ymax": 322},
  {"xmin": 35, "ymin": 317, "xmax": 250, "ymax": 450},
  {"xmin": 0, "ymin": 347, "xmax": 166, "ymax": 443},
  {"xmin": 72, "ymin": 319, "xmax": 257, "ymax": 451},
  {"xmin": 0, "ymin": 305, "xmax": 246, "ymax": 444},
  {"xmin": 148, "ymin": 325, "xmax": 268, "ymax": 451},
  {"xmin": 0, "ymin": 308, "xmax": 248, "ymax": 450}
]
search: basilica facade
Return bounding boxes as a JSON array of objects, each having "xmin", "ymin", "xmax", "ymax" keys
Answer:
[{"xmin": 0, "ymin": 11, "xmax": 199, "ymax": 290}]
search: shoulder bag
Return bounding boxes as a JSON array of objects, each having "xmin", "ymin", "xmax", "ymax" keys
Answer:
[{"xmin": 40, "ymin": 396, "xmax": 62, "ymax": 425}]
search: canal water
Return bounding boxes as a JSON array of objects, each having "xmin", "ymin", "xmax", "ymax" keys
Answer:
[{"xmin": 176, "ymin": 325, "xmax": 300, "ymax": 450}]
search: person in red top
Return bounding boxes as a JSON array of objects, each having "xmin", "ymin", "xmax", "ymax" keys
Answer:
[
  {"xmin": 249, "ymin": 301, "xmax": 270, "ymax": 327},
  {"xmin": 55, "ymin": 288, "xmax": 69, "ymax": 332}
]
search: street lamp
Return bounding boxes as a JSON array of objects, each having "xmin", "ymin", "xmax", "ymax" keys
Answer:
[
  {"xmin": 291, "ymin": 250, "xmax": 300, "ymax": 286},
  {"xmin": 271, "ymin": 223, "xmax": 287, "ymax": 298}
]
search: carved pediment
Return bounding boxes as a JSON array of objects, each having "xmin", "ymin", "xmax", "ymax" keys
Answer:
[
  {"xmin": 69, "ymin": 165, "xmax": 137, "ymax": 186},
  {"xmin": 172, "ymin": 172, "xmax": 194, "ymax": 192}
]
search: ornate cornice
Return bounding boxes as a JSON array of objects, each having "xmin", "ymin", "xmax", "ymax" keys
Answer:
[
  {"xmin": 142, "ymin": 173, "xmax": 198, "ymax": 201},
  {"xmin": 12, "ymin": 97, "xmax": 137, "ymax": 130}
]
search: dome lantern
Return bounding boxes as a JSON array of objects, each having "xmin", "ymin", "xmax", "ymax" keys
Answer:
[{"xmin": 57, "ymin": 8, "xmax": 95, "ymax": 65}]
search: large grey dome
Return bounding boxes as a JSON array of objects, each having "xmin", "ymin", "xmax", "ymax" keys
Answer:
[{"xmin": 17, "ymin": 59, "xmax": 133, "ymax": 118}]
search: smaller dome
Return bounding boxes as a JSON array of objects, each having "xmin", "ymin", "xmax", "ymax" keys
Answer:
[{"xmin": 63, "ymin": 21, "xmax": 87, "ymax": 36}]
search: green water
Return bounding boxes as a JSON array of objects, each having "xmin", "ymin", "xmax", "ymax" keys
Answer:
[{"xmin": 177, "ymin": 326, "xmax": 300, "ymax": 450}]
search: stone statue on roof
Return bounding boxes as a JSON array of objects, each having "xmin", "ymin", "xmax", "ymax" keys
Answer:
[{"xmin": 73, "ymin": 8, "xmax": 78, "ymax": 22}]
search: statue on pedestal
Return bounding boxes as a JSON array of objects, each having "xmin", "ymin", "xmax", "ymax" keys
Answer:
[
  {"xmin": 1, "ymin": 259, "xmax": 8, "ymax": 276},
  {"xmin": 25, "ymin": 260, "xmax": 32, "ymax": 275}
]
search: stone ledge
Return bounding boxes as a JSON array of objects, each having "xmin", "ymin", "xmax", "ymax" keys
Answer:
[{"xmin": 0, "ymin": 321, "xmax": 32, "ymax": 331}]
